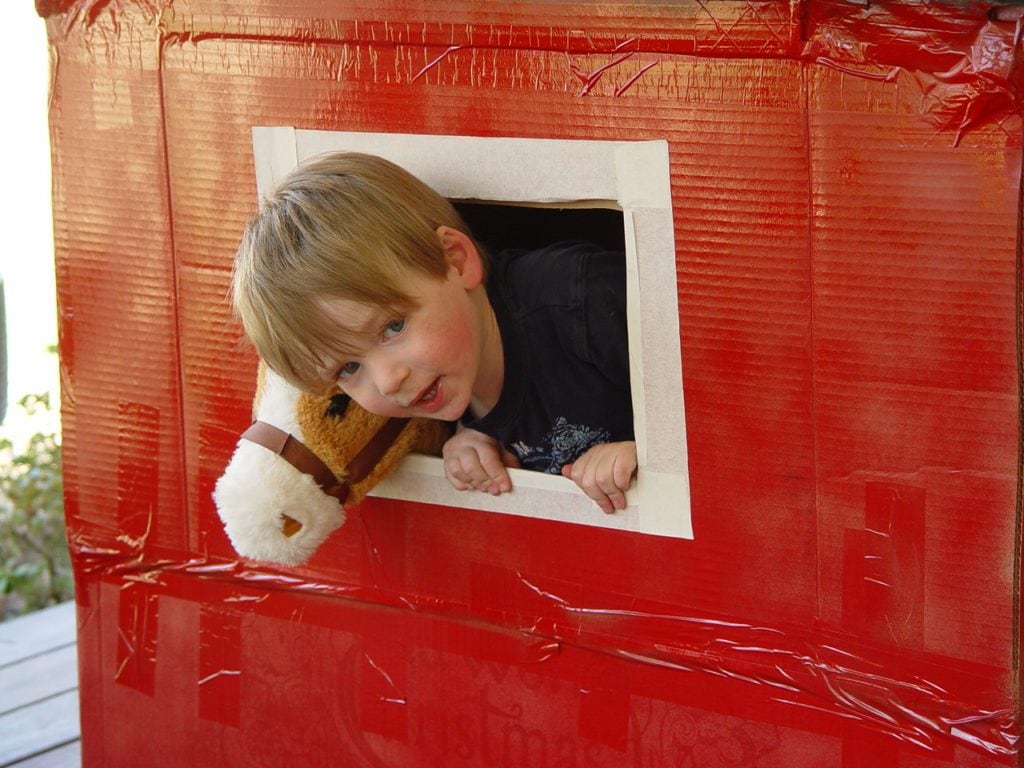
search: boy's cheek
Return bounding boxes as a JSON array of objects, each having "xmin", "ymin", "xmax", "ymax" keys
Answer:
[
  {"xmin": 343, "ymin": 389, "xmax": 398, "ymax": 418},
  {"xmin": 368, "ymin": 401, "xmax": 409, "ymax": 419}
]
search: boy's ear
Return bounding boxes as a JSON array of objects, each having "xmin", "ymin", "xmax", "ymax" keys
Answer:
[{"xmin": 436, "ymin": 226, "xmax": 484, "ymax": 289}]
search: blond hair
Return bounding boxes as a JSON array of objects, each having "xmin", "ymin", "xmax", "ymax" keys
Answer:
[{"xmin": 232, "ymin": 152, "xmax": 478, "ymax": 392}]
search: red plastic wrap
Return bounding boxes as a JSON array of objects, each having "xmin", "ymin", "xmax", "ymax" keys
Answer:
[
  {"xmin": 803, "ymin": 0, "xmax": 1024, "ymax": 142},
  {"xmin": 43, "ymin": 1, "xmax": 1022, "ymax": 765}
]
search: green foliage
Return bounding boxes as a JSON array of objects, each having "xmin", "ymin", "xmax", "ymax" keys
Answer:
[{"xmin": 0, "ymin": 393, "xmax": 72, "ymax": 621}]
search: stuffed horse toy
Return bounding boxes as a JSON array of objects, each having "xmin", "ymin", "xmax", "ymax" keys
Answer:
[{"xmin": 213, "ymin": 364, "xmax": 450, "ymax": 566}]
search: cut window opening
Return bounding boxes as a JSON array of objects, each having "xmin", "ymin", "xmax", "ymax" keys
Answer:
[{"xmin": 450, "ymin": 199, "xmax": 633, "ymax": 479}]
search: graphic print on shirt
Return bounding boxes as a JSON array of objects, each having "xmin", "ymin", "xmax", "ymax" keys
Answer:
[{"xmin": 511, "ymin": 416, "xmax": 611, "ymax": 473}]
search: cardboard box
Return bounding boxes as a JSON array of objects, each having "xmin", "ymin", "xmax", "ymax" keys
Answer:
[{"xmin": 44, "ymin": 0, "xmax": 1021, "ymax": 764}]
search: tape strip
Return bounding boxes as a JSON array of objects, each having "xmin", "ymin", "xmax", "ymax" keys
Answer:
[
  {"xmin": 864, "ymin": 482, "xmax": 926, "ymax": 648},
  {"xmin": 117, "ymin": 401, "xmax": 160, "ymax": 551},
  {"xmin": 842, "ymin": 481, "xmax": 926, "ymax": 647},
  {"xmin": 614, "ymin": 140, "xmax": 671, "ymax": 210},
  {"xmin": 198, "ymin": 605, "xmax": 243, "ymax": 727},
  {"xmin": 115, "ymin": 584, "xmax": 158, "ymax": 696},
  {"xmin": 358, "ymin": 637, "xmax": 409, "ymax": 742}
]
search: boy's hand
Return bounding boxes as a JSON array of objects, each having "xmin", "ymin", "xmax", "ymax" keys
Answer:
[
  {"xmin": 443, "ymin": 427, "xmax": 519, "ymax": 495},
  {"xmin": 561, "ymin": 441, "xmax": 637, "ymax": 514}
]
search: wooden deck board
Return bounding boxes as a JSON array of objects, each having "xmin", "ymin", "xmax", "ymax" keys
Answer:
[
  {"xmin": 7, "ymin": 742, "xmax": 81, "ymax": 768},
  {"xmin": 0, "ymin": 603, "xmax": 76, "ymax": 669},
  {"xmin": 0, "ymin": 646, "xmax": 78, "ymax": 715},
  {"xmin": 0, "ymin": 691, "xmax": 80, "ymax": 766},
  {"xmin": 0, "ymin": 604, "xmax": 80, "ymax": 768}
]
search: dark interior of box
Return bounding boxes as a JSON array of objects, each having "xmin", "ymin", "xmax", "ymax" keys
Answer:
[{"xmin": 454, "ymin": 201, "xmax": 626, "ymax": 255}]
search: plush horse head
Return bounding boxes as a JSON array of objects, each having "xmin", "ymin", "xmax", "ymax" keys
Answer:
[{"xmin": 213, "ymin": 365, "xmax": 450, "ymax": 566}]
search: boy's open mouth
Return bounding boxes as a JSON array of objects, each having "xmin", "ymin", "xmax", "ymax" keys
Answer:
[{"xmin": 410, "ymin": 378, "xmax": 442, "ymax": 410}]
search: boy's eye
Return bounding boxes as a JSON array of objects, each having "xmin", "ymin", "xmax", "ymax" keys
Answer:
[
  {"xmin": 383, "ymin": 319, "xmax": 406, "ymax": 339},
  {"xmin": 337, "ymin": 361, "xmax": 360, "ymax": 379}
]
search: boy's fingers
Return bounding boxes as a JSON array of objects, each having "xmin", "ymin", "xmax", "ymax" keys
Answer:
[
  {"xmin": 605, "ymin": 489, "xmax": 626, "ymax": 512},
  {"xmin": 465, "ymin": 463, "xmax": 492, "ymax": 490},
  {"xmin": 595, "ymin": 489, "xmax": 623, "ymax": 514},
  {"xmin": 442, "ymin": 460, "xmax": 471, "ymax": 491},
  {"xmin": 478, "ymin": 450, "xmax": 506, "ymax": 478},
  {"xmin": 566, "ymin": 452, "xmax": 627, "ymax": 514},
  {"xmin": 592, "ymin": 492, "xmax": 615, "ymax": 515},
  {"xmin": 595, "ymin": 463, "xmax": 626, "ymax": 507},
  {"xmin": 450, "ymin": 446, "xmax": 510, "ymax": 494},
  {"xmin": 445, "ymin": 451, "xmax": 488, "ymax": 489},
  {"xmin": 578, "ymin": 470, "xmax": 612, "ymax": 511},
  {"xmin": 613, "ymin": 464, "xmax": 634, "ymax": 493},
  {"xmin": 613, "ymin": 449, "xmax": 638, "ymax": 493},
  {"xmin": 443, "ymin": 464, "xmax": 472, "ymax": 491},
  {"xmin": 442, "ymin": 432, "xmax": 517, "ymax": 494},
  {"xmin": 603, "ymin": 458, "xmax": 632, "ymax": 512},
  {"xmin": 479, "ymin": 451, "xmax": 512, "ymax": 493}
]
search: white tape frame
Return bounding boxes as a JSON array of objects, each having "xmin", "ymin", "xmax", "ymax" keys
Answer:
[{"xmin": 251, "ymin": 128, "xmax": 692, "ymax": 539}]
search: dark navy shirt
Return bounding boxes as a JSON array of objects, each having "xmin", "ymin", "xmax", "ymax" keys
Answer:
[{"xmin": 461, "ymin": 241, "xmax": 634, "ymax": 474}]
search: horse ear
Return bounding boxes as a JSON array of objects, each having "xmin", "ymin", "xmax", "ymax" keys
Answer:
[{"xmin": 325, "ymin": 393, "xmax": 351, "ymax": 419}]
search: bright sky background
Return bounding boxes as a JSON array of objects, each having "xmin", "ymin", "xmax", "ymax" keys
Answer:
[{"xmin": 0, "ymin": 5, "xmax": 59, "ymax": 449}]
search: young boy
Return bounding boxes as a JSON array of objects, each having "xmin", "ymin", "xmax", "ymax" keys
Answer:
[{"xmin": 233, "ymin": 152, "xmax": 636, "ymax": 513}]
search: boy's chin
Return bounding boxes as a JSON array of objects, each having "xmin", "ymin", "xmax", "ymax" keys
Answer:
[
  {"xmin": 420, "ymin": 412, "xmax": 457, "ymax": 422},
  {"xmin": 426, "ymin": 394, "xmax": 470, "ymax": 422},
  {"xmin": 426, "ymin": 403, "xmax": 466, "ymax": 423}
]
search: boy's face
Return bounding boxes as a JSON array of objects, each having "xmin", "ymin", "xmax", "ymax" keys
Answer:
[{"xmin": 315, "ymin": 235, "xmax": 494, "ymax": 422}]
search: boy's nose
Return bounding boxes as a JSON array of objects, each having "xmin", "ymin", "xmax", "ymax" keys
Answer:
[{"xmin": 374, "ymin": 362, "xmax": 409, "ymax": 398}]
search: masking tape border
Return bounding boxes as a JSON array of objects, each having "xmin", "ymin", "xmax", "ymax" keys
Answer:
[{"xmin": 251, "ymin": 128, "xmax": 692, "ymax": 540}]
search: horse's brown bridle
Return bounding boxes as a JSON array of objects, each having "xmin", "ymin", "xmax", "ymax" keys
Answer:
[{"xmin": 240, "ymin": 417, "xmax": 410, "ymax": 504}]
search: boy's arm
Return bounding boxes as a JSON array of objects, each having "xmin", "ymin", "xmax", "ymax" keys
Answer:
[
  {"xmin": 561, "ymin": 441, "xmax": 637, "ymax": 514},
  {"xmin": 442, "ymin": 425, "xmax": 519, "ymax": 495}
]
